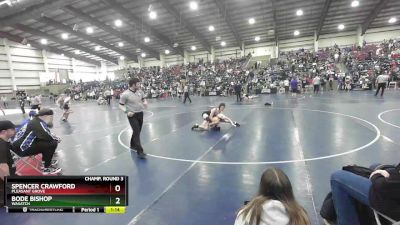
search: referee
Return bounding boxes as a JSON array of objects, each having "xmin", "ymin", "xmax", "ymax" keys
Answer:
[{"xmin": 119, "ymin": 78, "xmax": 148, "ymax": 159}]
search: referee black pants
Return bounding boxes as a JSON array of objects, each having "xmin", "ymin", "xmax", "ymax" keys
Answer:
[
  {"xmin": 183, "ymin": 92, "xmax": 191, "ymax": 103},
  {"xmin": 13, "ymin": 140, "xmax": 58, "ymax": 168},
  {"xmin": 128, "ymin": 112, "xmax": 144, "ymax": 154},
  {"xmin": 375, "ymin": 83, "xmax": 386, "ymax": 96},
  {"xmin": 106, "ymin": 95, "xmax": 111, "ymax": 105},
  {"xmin": 236, "ymin": 92, "xmax": 241, "ymax": 102}
]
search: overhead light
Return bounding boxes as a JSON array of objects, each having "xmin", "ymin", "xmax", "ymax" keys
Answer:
[
  {"xmin": 296, "ymin": 9, "xmax": 303, "ymax": 16},
  {"xmin": 114, "ymin": 19, "xmax": 122, "ymax": 27},
  {"xmin": 173, "ymin": 43, "xmax": 179, "ymax": 48},
  {"xmin": 95, "ymin": 46, "xmax": 101, "ymax": 51},
  {"xmin": 40, "ymin": 39, "xmax": 48, "ymax": 45},
  {"xmin": 119, "ymin": 56, "xmax": 125, "ymax": 60},
  {"xmin": 351, "ymin": 0, "xmax": 359, "ymax": 7},
  {"xmin": 86, "ymin": 27, "xmax": 94, "ymax": 34},
  {"xmin": 144, "ymin": 37, "xmax": 150, "ymax": 43},
  {"xmin": 221, "ymin": 41, "xmax": 226, "ymax": 47},
  {"xmin": 61, "ymin": 33, "xmax": 69, "ymax": 40},
  {"xmin": 149, "ymin": 11, "xmax": 157, "ymax": 19},
  {"xmin": 294, "ymin": 30, "xmax": 300, "ymax": 36},
  {"xmin": 118, "ymin": 42, "xmax": 124, "ymax": 47},
  {"xmin": 191, "ymin": 46, "xmax": 197, "ymax": 51},
  {"xmin": 165, "ymin": 49, "xmax": 170, "ymax": 55},
  {"xmin": 388, "ymin": 17, "xmax": 397, "ymax": 24},
  {"xmin": 338, "ymin": 24, "xmax": 345, "ymax": 30},
  {"xmin": 27, "ymin": 43, "xmax": 31, "ymax": 47},
  {"xmin": 189, "ymin": 1, "xmax": 198, "ymax": 10},
  {"xmin": 141, "ymin": 52, "xmax": 146, "ymax": 58},
  {"xmin": 74, "ymin": 50, "xmax": 80, "ymax": 55},
  {"xmin": 208, "ymin": 25, "xmax": 215, "ymax": 31},
  {"xmin": 248, "ymin": 18, "xmax": 255, "ymax": 25},
  {"xmin": 60, "ymin": 53, "xmax": 64, "ymax": 57},
  {"xmin": 255, "ymin": 36, "xmax": 260, "ymax": 41}
]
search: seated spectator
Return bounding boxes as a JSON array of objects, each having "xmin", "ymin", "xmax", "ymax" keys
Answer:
[
  {"xmin": 234, "ymin": 168, "xmax": 310, "ymax": 225},
  {"xmin": 0, "ymin": 120, "xmax": 17, "ymax": 207},
  {"xmin": 331, "ymin": 164, "xmax": 400, "ymax": 225},
  {"xmin": 11, "ymin": 109, "xmax": 61, "ymax": 175}
]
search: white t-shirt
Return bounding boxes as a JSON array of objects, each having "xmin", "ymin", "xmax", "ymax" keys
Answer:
[
  {"xmin": 313, "ymin": 77, "xmax": 321, "ymax": 85},
  {"xmin": 376, "ymin": 75, "xmax": 389, "ymax": 84},
  {"xmin": 234, "ymin": 200, "xmax": 290, "ymax": 225},
  {"xmin": 283, "ymin": 80, "xmax": 289, "ymax": 87}
]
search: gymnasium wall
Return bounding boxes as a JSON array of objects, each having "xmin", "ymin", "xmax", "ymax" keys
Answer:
[
  {"xmin": 0, "ymin": 38, "xmax": 102, "ymax": 91},
  {"xmin": 319, "ymin": 31, "xmax": 358, "ymax": 48},
  {"xmin": 364, "ymin": 26, "xmax": 400, "ymax": 43}
]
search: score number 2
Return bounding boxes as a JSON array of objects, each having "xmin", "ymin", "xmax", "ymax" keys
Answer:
[
  {"xmin": 114, "ymin": 197, "xmax": 120, "ymax": 205},
  {"xmin": 113, "ymin": 185, "xmax": 122, "ymax": 205}
]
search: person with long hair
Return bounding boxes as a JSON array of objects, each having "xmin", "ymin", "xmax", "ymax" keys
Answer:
[{"xmin": 234, "ymin": 168, "xmax": 310, "ymax": 225}]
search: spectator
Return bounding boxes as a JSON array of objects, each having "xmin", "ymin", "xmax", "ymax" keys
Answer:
[
  {"xmin": 284, "ymin": 79, "xmax": 290, "ymax": 93},
  {"xmin": 1, "ymin": 95, "xmax": 8, "ymax": 108},
  {"xmin": 0, "ymin": 120, "xmax": 17, "ymax": 207},
  {"xmin": 291, "ymin": 78, "xmax": 298, "ymax": 94},
  {"xmin": 330, "ymin": 164, "xmax": 400, "ymax": 225},
  {"xmin": 11, "ymin": 109, "xmax": 61, "ymax": 175},
  {"xmin": 328, "ymin": 75, "xmax": 334, "ymax": 91},
  {"xmin": 31, "ymin": 95, "xmax": 41, "ymax": 110},
  {"xmin": 313, "ymin": 75, "xmax": 321, "ymax": 94},
  {"xmin": 234, "ymin": 168, "xmax": 310, "ymax": 225},
  {"xmin": 104, "ymin": 88, "xmax": 112, "ymax": 105}
]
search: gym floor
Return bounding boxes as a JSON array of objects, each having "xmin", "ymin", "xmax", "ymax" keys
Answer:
[{"xmin": 1, "ymin": 90, "xmax": 400, "ymax": 225}]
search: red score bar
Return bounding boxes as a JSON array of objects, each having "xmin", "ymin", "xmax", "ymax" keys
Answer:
[
  {"xmin": 9, "ymin": 183, "xmax": 126, "ymax": 195},
  {"xmin": 7, "ymin": 176, "xmax": 128, "ymax": 195}
]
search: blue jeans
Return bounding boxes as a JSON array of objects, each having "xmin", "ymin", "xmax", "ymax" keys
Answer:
[{"xmin": 330, "ymin": 170, "xmax": 372, "ymax": 225}]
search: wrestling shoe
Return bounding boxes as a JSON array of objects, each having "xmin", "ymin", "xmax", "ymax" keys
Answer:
[
  {"xmin": 234, "ymin": 122, "xmax": 240, "ymax": 127},
  {"xmin": 40, "ymin": 160, "xmax": 59, "ymax": 169},
  {"xmin": 191, "ymin": 124, "xmax": 199, "ymax": 130},
  {"xmin": 42, "ymin": 166, "xmax": 62, "ymax": 175},
  {"xmin": 137, "ymin": 152, "xmax": 147, "ymax": 159},
  {"xmin": 264, "ymin": 102, "xmax": 272, "ymax": 106}
]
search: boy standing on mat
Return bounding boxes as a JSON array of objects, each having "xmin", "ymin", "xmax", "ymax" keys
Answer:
[{"xmin": 119, "ymin": 78, "xmax": 148, "ymax": 159}]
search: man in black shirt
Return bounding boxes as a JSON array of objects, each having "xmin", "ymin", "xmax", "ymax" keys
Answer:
[
  {"xmin": 0, "ymin": 120, "xmax": 17, "ymax": 207},
  {"xmin": 12, "ymin": 109, "xmax": 61, "ymax": 174},
  {"xmin": 234, "ymin": 83, "xmax": 242, "ymax": 102}
]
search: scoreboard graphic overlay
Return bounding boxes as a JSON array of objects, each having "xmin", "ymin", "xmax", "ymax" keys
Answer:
[{"xmin": 5, "ymin": 176, "xmax": 128, "ymax": 213}]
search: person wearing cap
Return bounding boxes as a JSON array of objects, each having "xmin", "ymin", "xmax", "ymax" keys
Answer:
[
  {"xmin": 119, "ymin": 78, "xmax": 148, "ymax": 159},
  {"xmin": 0, "ymin": 120, "xmax": 17, "ymax": 207},
  {"xmin": 16, "ymin": 110, "xmax": 37, "ymax": 133},
  {"xmin": 12, "ymin": 109, "xmax": 61, "ymax": 175}
]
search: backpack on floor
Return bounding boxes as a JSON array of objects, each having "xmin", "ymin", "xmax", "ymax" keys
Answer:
[{"xmin": 320, "ymin": 192, "xmax": 336, "ymax": 223}]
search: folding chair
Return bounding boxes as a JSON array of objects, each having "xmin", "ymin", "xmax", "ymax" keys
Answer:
[
  {"xmin": 374, "ymin": 210, "xmax": 400, "ymax": 225},
  {"xmin": 388, "ymin": 82, "xmax": 397, "ymax": 90}
]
